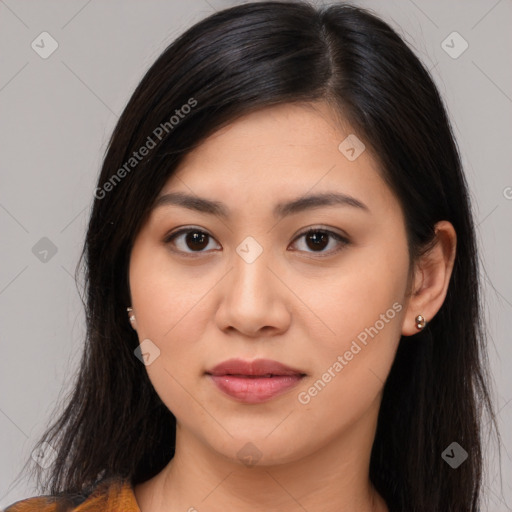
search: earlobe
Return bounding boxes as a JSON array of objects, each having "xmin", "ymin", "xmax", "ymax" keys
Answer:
[{"xmin": 401, "ymin": 220, "xmax": 457, "ymax": 336}]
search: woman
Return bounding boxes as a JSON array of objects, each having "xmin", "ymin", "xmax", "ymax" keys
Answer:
[{"xmin": 4, "ymin": 1, "xmax": 500, "ymax": 511}]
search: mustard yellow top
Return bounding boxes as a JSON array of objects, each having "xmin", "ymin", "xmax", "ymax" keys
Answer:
[{"xmin": 3, "ymin": 477, "xmax": 141, "ymax": 512}]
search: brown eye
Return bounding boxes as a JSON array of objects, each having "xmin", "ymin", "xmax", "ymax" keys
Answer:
[
  {"xmin": 164, "ymin": 228, "xmax": 220, "ymax": 255},
  {"xmin": 290, "ymin": 228, "xmax": 350, "ymax": 256},
  {"xmin": 164, "ymin": 226, "xmax": 350, "ymax": 258},
  {"xmin": 182, "ymin": 231, "xmax": 209, "ymax": 250}
]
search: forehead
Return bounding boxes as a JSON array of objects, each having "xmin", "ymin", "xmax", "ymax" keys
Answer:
[
  {"xmin": 155, "ymin": 101, "xmax": 394, "ymax": 217},
  {"xmin": 178, "ymin": 101, "xmax": 354, "ymax": 170}
]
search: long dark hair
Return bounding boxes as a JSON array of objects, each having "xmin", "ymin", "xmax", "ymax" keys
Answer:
[{"xmin": 12, "ymin": 2, "xmax": 500, "ymax": 510}]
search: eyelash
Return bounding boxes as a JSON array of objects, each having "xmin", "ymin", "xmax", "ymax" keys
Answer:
[{"xmin": 163, "ymin": 226, "xmax": 350, "ymax": 258}]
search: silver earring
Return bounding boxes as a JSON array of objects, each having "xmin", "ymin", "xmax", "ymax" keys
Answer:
[{"xmin": 127, "ymin": 306, "xmax": 135, "ymax": 324}]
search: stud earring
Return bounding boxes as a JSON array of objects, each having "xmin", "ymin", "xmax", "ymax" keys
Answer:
[
  {"xmin": 127, "ymin": 306, "xmax": 135, "ymax": 324},
  {"xmin": 415, "ymin": 314, "xmax": 427, "ymax": 330}
]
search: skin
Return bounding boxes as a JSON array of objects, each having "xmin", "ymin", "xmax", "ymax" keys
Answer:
[{"xmin": 129, "ymin": 101, "xmax": 456, "ymax": 512}]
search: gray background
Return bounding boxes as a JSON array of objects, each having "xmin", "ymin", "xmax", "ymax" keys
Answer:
[{"xmin": 0, "ymin": 0, "xmax": 511, "ymax": 509}]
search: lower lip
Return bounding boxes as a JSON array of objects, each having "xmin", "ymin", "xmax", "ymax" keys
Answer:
[{"xmin": 208, "ymin": 374, "xmax": 304, "ymax": 403}]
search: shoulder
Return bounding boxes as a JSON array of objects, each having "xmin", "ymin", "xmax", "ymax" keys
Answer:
[
  {"xmin": 2, "ymin": 495, "xmax": 58, "ymax": 512},
  {"xmin": 3, "ymin": 477, "xmax": 140, "ymax": 512}
]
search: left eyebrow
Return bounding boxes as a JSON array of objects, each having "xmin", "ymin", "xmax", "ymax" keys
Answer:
[{"xmin": 152, "ymin": 191, "xmax": 370, "ymax": 219}]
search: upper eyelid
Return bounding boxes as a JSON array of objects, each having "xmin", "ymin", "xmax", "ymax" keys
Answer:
[
  {"xmin": 165, "ymin": 225, "xmax": 349, "ymax": 240},
  {"xmin": 164, "ymin": 225, "xmax": 350, "ymax": 251}
]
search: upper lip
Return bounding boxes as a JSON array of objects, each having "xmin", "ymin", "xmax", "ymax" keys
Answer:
[{"xmin": 206, "ymin": 358, "xmax": 306, "ymax": 377}]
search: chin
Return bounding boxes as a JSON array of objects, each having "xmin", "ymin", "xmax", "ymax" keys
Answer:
[{"xmin": 209, "ymin": 434, "xmax": 311, "ymax": 468}]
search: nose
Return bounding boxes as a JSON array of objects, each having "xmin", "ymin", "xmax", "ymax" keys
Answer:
[{"xmin": 214, "ymin": 248, "xmax": 291, "ymax": 338}]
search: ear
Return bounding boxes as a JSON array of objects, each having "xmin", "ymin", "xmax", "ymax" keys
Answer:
[{"xmin": 401, "ymin": 220, "xmax": 457, "ymax": 336}]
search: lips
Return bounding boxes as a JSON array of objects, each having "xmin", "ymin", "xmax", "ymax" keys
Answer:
[
  {"xmin": 206, "ymin": 358, "xmax": 305, "ymax": 377},
  {"xmin": 205, "ymin": 358, "xmax": 306, "ymax": 404}
]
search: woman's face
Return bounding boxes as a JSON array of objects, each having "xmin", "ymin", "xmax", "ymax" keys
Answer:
[{"xmin": 128, "ymin": 101, "xmax": 412, "ymax": 466}]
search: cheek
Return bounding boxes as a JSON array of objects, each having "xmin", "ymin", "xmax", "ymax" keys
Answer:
[
  {"xmin": 305, "ymin": 242, "xmax": 407, "ymax": 342},
  {"xmin": 130, "ymin": 244, "xmax": 212, "ymax": 339},
  {"xmin": 296, "ymin": 234, "xmax": 408, "ymax": 398},
  {"xmin": 294, "ymin": 295, "xmax": 404, "ymax": 432},
  {"xmin": 129, "ymin": 248, "xmax": 212, "ymax": 411}
]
